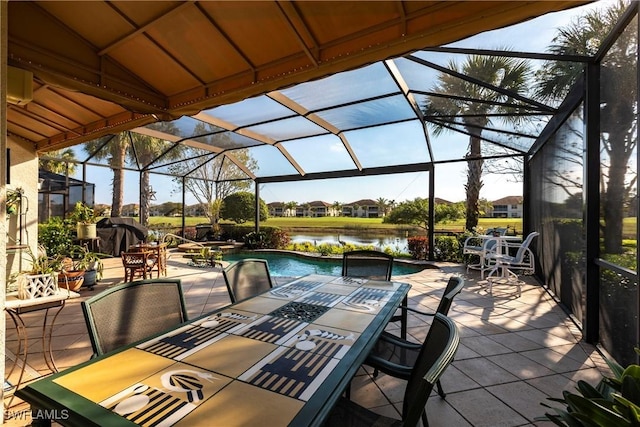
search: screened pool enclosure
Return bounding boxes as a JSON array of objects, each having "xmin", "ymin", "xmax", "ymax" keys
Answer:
[{"xmin": 8, "ymin": 1, "xmax": 640, "ymax": 366}]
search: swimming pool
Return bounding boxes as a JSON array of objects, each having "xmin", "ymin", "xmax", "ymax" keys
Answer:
[{"xmin": 223, "ymin": 251, "xmax": 427, "ymax": 277}]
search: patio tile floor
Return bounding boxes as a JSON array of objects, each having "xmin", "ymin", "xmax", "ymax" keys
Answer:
[{"xmin": 3, "ymin": 251, "xmax": 610, "ymax": 426}]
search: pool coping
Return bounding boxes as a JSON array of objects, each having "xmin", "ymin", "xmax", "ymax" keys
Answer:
[{"xmin": 223, "ymin": 249, "xmax": 440, "ymax": 273}]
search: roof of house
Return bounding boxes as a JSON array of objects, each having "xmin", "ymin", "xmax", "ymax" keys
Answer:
[
  {"xmin": 345, "ymin": 199, "xmax": 378, "ymax": 206},
  {"xmin": 492, "ymin": 196, "xmax": 524, "ymax": 205}
]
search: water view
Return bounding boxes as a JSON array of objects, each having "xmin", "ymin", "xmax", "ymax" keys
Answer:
[{"xmin": 289, "ymin": 233, "xmax": 411, "ymax": 252}]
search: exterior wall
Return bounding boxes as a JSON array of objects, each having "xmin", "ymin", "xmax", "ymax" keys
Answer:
[
  {"xmin": 490, "ymin": 203, "xmax": 523, "ymax": 218},
  {"xmin": 5, "ymin": 136, "xmax": 39, "ymax": 282}
]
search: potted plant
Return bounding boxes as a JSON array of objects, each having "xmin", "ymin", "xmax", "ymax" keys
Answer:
[
  {"xmin": 538, "ymin": 349, "xmax": 640, "ymax": 426},
  {"xmin": 15, "ymin": 245, "xmax": 63, "ymax": 299},
  {"xmin": 58, "ymin": 245, "xmax": 87, "ymax": 291},
  {"xmin": 69, "ymin": 201, "xmax": 97, "ymax": 239},
  {"xmin": 82, "ymin": 250, "xmax": 104, "ymax": 289}
]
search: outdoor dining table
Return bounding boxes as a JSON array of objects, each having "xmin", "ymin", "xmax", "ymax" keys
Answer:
[{"xmin": 16, "ymin": 273, "xmax": 410, "ymax": 427}]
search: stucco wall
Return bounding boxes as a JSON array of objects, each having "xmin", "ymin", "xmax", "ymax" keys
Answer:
[{"xmin": 5, "ymin": 136, "xmax": 39, "ymax": 285}]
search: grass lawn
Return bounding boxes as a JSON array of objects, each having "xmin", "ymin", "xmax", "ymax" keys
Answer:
[{"xmin": 145, "ymin": 215, "xmax": 524, "ymax": 234}]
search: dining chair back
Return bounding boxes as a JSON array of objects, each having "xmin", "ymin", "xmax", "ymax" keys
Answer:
[
  {"xmin": 366, "ymin": 275, "xmax": 464, "ymax": 415},
  {"xmin": 341, "ymin": 249, "xmax": 406, "ymax": 338},
  {"xmin": 121, "ymin": 251, "xmax": 156, "ymax": 282},
  {"xmin": 81, "ymin": 278, "xmax": 188, "ymax": 357},
  {"xmin": 342, "ymin": 250, "xmax": 393, "ymax": 281},
  {"xmin": 222, "ymin": 259, "xmax": 274, "ymax": 303},
  {"xmin": 324, "ymin": 313, "xmax": 460, "ymax": 427}
]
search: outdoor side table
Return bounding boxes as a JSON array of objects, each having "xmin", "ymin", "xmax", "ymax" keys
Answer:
[{"xmin": 4, "ymin": 289, "xmax": 80, "ymax": 408}]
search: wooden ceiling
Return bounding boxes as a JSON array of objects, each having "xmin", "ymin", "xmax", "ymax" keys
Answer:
[{"xmin": 6, "ymin": 1, "xmax": 589, "ymax": 152}]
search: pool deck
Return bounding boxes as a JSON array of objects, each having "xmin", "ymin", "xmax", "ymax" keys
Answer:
[{"xmin": 4, "ymin": 249, "xmax": 610, "ymax": 426}]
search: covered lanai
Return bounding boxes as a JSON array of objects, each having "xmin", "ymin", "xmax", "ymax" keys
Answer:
[{"xmin": 3, "ymin": 0, "xmax": 640, "ymax": 398}]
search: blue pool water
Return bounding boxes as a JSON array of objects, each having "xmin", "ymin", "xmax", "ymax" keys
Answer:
[{"xmin": 223, "ymin": 252, "xmax": 426, "ymax": 277}]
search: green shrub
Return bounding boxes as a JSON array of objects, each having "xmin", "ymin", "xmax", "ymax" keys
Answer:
[
  {"xmin": 407, "ymin": 236, "xmax": 428, "ymax": 259},
  {"xmin": 539, "ymin": 349, "xmax": 640, "ymax": 426},
  {"xmin": 38, "ymin": 217, "xmax": 73, "ymax": 255},
  {"xmin": 434, "ymin": 236, "xmax": 462, "ymax": 262},
  {"xmin": 244, "ymin": 231, "xmax": 268, "ymax": 249}
]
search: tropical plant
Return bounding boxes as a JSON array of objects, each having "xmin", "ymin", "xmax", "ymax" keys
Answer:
[
  {"xmin": 129, "ymin": 125, "xmax": 180, "ymax": 226},
  {"xmin": 69, "ymin": 201, "xmax": 97, "ymax": 224},
  {"xmin": 423, "ymin": 52, "xmax": 532, "ymax": 231},
  {"xmin": 83, "ymin": 134, "xmax": 128, "ymax": 217},
  {"xmin": 38, "ymin": 217, "xmax": 74, "ymax": 256},
  {"xmin": 39, "ymin": 148, "xmax": 78, "ymax": 176},
  {"xmin": 244, "ymin": 231, "xmax": 268, "ymax": 249},
  {"xmin": 534, "ymin": 0, "xmax": 635, "ymax": 254},
  {"xmin": 332, "ymin": 201, "xmax": 343, "ymax": 217},
  {"xmin": 285, "ymin": 201, "xmax": 298, "ymax": 217},
  {"xmin": 6, "ymin": 187, "xmax": 22, "ymax": 215},
  {"xmin": 375, "ymin": 197, "xmax": 390, "ymax": 217},
  {"xmin": 538, "ymin": 348, "xmax": 640, "ymax": 426},
  {"xmin": 62, "ymin": 245, "xmax": 103, "ymax": 272},
  {"xmin": 23, "ymin": 245, "xmax": 63, "ymax": 275}
]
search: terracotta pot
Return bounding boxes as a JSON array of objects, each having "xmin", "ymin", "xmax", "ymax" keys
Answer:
[{"xmin": 58, "ymin": 270, "xmax": 85, "ymax": 291}]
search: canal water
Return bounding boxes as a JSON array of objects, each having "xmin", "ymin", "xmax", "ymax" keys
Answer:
[{"xmin": 289, "ymin": 232, "xmax": 410, "ymax": 252}]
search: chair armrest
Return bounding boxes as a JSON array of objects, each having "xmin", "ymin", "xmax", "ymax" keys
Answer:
[
  {"xmin": 400, "ymin": 305, "xmax": 436, "ymax": 317},
  {"xmin": 378, "ymin": 331, "xmax": 422, "ymax": 349},
  {"xmin": 364, "ymin": 353, "xmax": 413, "ymax": 380}
]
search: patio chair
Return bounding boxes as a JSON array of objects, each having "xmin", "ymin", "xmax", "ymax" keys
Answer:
[
  {"xmin": 485, "ymin": 231, "xmax": 539, "ymax": 297},
  {"xmin": 121, "ymin": 250, "xmax": 157, "ymax": 282},
  {"xmin": 81, "ymin": 278, "xmax": 188, "ymax": 357},
  {"xmin": 342, "ymin": 250, "xmax": 408, "ymax": 338},
  {"xmin": 342, "ymin": 249, "xmax": 394, "ymax": 281},
  {"xmin": 463, "ymin": 227, "xmax": 508, "ymax": 277},
  {"xmin": 222, "ymin": 259, "xmax": 274, "ymax": 303},
  {"xmin": 365, "ymin": 275, "xmax": 464, "ymax": 420},
  {"xmin": 324, "ymin": 313, "xmax": 460, "ymax": 427}
]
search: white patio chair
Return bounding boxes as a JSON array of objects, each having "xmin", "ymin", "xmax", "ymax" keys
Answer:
[
  {"xmin": 485, "ymin": 231, "xmax": 539, "ymax": 297},
  {"xmin": 462, "ymin": 227, "xmax": 508, "ymax": 278}
]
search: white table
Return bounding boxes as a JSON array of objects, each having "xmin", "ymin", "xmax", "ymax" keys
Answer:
[{"xmin": 4, "ymin": 289, "xmax": 80, "ymax": 407}]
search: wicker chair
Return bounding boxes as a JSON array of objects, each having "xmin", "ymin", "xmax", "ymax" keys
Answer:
[
  {"xmin": 81, "ymin": 278, "xmax": 188, "ymax": 357},
  {"xmin": 222, "ymin": 259, "xmax": 274, "ymax": 303},
  {"xmin": 121, "ymin": 251, "xmax": 157, "ymax": 282}
]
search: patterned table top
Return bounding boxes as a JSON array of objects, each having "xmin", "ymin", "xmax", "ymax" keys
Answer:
[{"xmin": 17, "ymin": 274, "xmax": 410, "ymax": 427}]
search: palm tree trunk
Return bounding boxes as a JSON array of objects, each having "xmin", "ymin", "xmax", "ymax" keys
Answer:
[
  {"xmin": 465, "ymin": 133, "xmax": 484, "ymax": 231},
  {"xmin": 111, "ymin": 146, "xmax": 126, "ymax": 217},
  {"xmin": 140, "ymin": 171, "xmax": 151, "ymax": 226},
  {"xmin": 603, "ymin": 130, "xmax": 632, "ymax": 254}
]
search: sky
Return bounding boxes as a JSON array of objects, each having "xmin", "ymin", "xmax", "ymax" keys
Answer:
[{"xmin": 79, "ymin": 1, "xmax": 605, "ymax": 207}]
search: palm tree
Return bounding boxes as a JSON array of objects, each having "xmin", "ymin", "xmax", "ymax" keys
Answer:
[
  {"xmin": 285, "ymin": 201, "xmax": 298, "ymax": 217},
  {"xmin": 376, "ymin": 197, "xmax": 388, "ymax": 217},
  {"xmin": 423, "ymin": 54, "xmax": 532, "ymax": 231},
  {"xmin": 84, "ymin": 134, "xmax": 128, "ymax": 217},
  {"xmin": 39, "ymin": 148, "xmax": 78, "ymax": 176},
  {"xmin": 535, "ymin": 0, "xmax": 634, "ymax": 254},
  {"xmin": 332, "ymin": 201, "xmax": 342, "ymax": 217}
]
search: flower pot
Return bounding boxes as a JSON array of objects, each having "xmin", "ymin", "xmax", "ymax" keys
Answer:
[
  {"xmin": 18, "ymin": 272, "xmax": 58, "ymax": 299},
  {"xmin": 83, "ymin": 269, "xmax": 97, "ymax": 289},
  {"xmin": 58, "ymin": 270, "xmax": 85, "ymax": 291},
  {"xmin": 77, "ymin": 223, "xmax": 97, "ymax": 239}
]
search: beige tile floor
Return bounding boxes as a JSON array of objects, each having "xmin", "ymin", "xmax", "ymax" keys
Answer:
[{"xmin": 3, "ymin": 251, "xmax": 610, "ymax": 426}]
